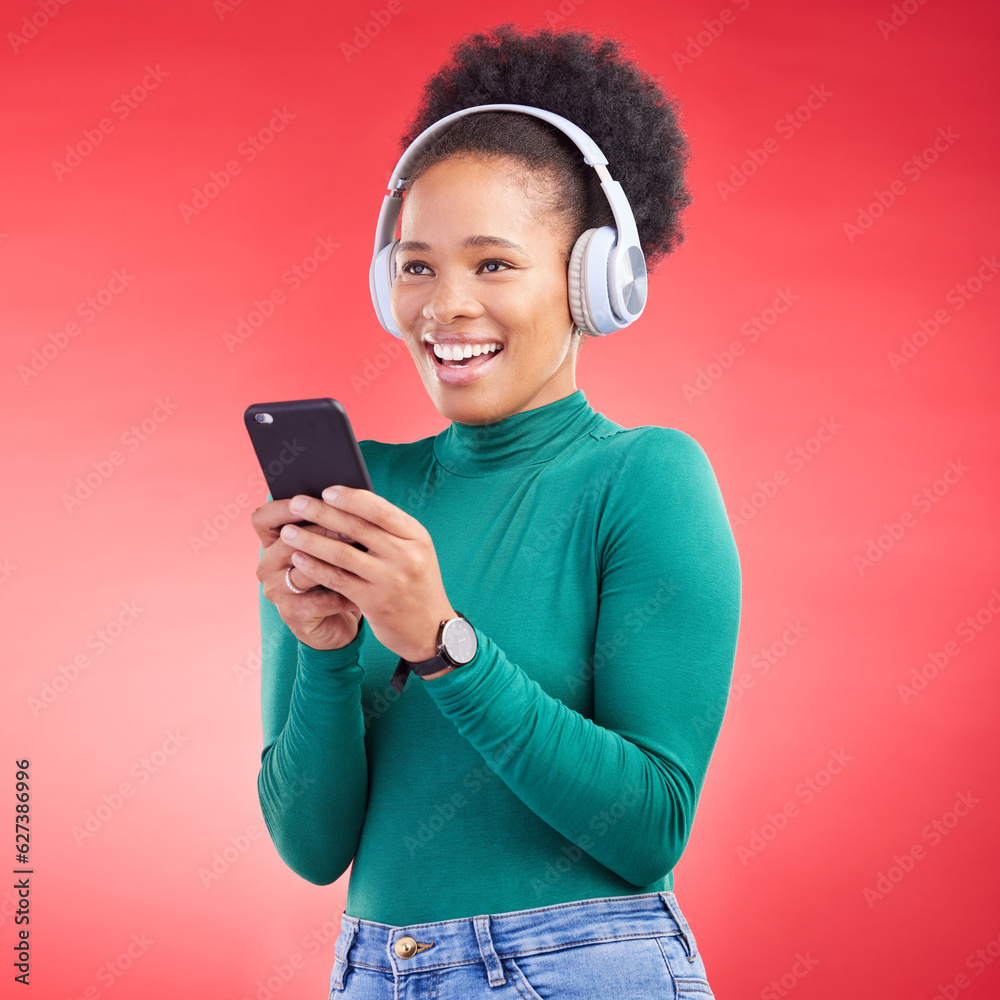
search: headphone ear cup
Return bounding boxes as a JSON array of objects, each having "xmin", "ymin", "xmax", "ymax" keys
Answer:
[
  {"xmin": 568, "ymin": 226, "xmax": 622, "ymax": 336},
  {"xmin": 567, "ymin": 229, "xmax": 602, "ymax": 337},
  {"xmin": 370, "ymin": 238, "xmax": 401, "ymax": 337}
]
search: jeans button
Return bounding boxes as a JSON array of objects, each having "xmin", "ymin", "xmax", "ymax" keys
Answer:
[{"xmin": 394, "ymin": 936, "xmax": 418, "ymax": 959}]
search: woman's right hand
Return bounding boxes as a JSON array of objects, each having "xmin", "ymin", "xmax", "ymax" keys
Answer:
[{"xmin": 252, "ymin": 497, "xmax": 363, "ymax": 650}]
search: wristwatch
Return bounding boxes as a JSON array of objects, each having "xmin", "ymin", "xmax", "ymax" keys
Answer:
[{"xmin": 390, "ymin": 611, "xmax": 478, "ymax": 693}]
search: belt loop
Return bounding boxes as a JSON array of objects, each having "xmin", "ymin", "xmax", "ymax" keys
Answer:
[
  {"xmin": 659, "ymin": 892, "xmax": 698, "ymax": 962},
  {"xmin": 473, "ymin": 915, "xmax": 507, "ymax": 986},
  {"xmin": 329, "ymin": 915, "xmax": 359, "ymax": 992}
]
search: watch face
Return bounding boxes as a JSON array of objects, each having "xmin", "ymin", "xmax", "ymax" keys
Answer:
[{"xmin": 442, "ymin": 618, "xmax": 477, "ymax": 665}]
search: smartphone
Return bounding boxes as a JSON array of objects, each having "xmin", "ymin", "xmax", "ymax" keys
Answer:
[{"xmin": 243, "ymin": 397, "xmax": 373, "ymax": 549}]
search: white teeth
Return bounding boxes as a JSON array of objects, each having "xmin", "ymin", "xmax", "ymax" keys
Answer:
[{"xmin": 432, "ymin": 343, "xmax": 501, "ymax": 361}]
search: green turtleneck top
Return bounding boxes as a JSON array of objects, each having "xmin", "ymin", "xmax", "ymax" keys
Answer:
[{"xmin": 257, "ymin": 389, "xmax": 741, "ymax": 925}]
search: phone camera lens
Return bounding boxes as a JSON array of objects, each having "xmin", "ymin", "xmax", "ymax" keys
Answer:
[{"xmin": 255, "ymin": 413, "xmax": 274, "ymax": 424}]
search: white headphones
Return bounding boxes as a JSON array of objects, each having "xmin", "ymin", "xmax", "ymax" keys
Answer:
[{"xmin": 369, "ymin": 103, "xmax": 647, "ymax": 338}]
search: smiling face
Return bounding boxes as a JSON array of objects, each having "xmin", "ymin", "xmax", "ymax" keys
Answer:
[{"xmin": 389, "ymin": 154, "xmax": 581, "ymax": 427}]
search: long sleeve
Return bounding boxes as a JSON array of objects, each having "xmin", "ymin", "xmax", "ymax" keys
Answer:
[
  {"xmin": 252, "ymin": 393, "xmax": 742, "ymax": 923},
  {"xmin": 256, "ymin": 570, "xmax": 369, "ymax": 885},
  {"xmin": 421, "ymin": 428, "xmax": 741, "ymax": 887}
]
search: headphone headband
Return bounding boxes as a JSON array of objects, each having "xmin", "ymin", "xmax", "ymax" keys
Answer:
[{"xmin": 369, "ymin": 103, "xmax": 647, "ymax": 337}]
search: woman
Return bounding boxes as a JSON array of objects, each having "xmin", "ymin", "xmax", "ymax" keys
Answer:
[{"xmin": 251, "ymin": 24, "xmax": 740, "ymax": 998}]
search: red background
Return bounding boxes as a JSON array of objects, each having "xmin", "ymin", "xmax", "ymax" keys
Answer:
[{"xmin": 3, "ymin": 0, "xmax": 999, "ymax": 997}]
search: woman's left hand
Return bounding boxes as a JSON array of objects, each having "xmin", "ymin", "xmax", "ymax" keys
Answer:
[{"xmin": 278, "ymin": 486, "xmax": 456, "ymax": 662}]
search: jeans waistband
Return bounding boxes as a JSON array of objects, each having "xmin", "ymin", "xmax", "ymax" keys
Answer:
[{"xmin": 330, "ymin": 891, "xmax": 698, "ymax": 989}]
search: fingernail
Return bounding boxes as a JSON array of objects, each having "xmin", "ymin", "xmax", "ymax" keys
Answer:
[
  {"xmin": 289, "ymin": 496, "xmax": 307, "ymax": 512},
  {"xmin": 322, "ymin": 487, "xmax": 340, "ymax": 503}
]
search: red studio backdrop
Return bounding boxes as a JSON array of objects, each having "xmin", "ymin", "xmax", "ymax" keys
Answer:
[{"xmin": 2, "ymin": 0, "xmax": 998, "ymax": 997}]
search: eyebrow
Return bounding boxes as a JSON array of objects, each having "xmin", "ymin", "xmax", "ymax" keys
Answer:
[{"xmin": 396, "ymin": 235, "xmax": 527, "ymax": 254}]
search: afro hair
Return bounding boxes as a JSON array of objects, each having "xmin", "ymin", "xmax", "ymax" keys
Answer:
[{"xmin": 398, "ymin": 23, "xmax": 693, "ymax": 272}]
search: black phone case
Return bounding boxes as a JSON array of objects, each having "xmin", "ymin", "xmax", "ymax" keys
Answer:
[{"xmin": 243, "ymin": 398, "xmax": 373, "ymax": 544}]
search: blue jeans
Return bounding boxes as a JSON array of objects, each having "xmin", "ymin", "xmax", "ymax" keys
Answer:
[{"xmin": 329, "ymin": 890, "xmax": 714, "ymax": 998}]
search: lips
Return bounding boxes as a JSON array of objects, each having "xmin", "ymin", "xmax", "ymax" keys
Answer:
[{"xmin": 425, "ymin": 341, "xmax": 504, "ymax": 385}]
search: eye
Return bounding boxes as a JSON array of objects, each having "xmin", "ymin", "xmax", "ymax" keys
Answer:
[
  {"xmin": 478, "ymin": 258, "xmax": 513, "ymax": 274},
  {"xmin": 399, "ymin": 260, "xmax": 432, "ymax": 276}
]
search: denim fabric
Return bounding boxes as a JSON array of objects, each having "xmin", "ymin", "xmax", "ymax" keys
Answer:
[{"xmin": 329, "ymin": 890, "xmax": 714, "ymax": 998}]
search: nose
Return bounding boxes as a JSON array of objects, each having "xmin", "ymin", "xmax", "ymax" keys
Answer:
[{"xmin": 420, "ymin": 273, "xmax": 483, "ymax": 325}]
